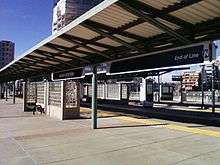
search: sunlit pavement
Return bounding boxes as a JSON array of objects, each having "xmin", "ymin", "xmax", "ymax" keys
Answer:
[{"xmin": 0, "ymin": 99, "xmax": 220, "ymax": 165}]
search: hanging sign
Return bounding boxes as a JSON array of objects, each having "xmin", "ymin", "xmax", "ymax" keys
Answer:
[
  {"xmin": 52, "ymin": 68, "xmax": 84, "ymax": 81},
  {"xmin": 110, "ymin": 42, "xmax": 215, "ymax": 74}
]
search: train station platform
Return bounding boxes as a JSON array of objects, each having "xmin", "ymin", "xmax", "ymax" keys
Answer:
[{"xmin": 1, "ymin": 99, "xmax": 220, "ymax": 165}]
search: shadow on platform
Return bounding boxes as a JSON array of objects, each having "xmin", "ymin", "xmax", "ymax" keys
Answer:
[
  {"xmin": 98, "ymin": 123, "xmax": 168, "ymax": 129},
  {"xmin": 81, "ymin": 103, "xmax": 220, "ymax": 127}
]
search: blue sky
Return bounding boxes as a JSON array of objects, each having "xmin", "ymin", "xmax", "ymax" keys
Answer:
[
  {"xmin": 0, "ymin": 0, "xmax": 219, "ymax": 59},
  {"xmin": 0, "ymin": 0, "xmax": 53, "ymax": 58}
]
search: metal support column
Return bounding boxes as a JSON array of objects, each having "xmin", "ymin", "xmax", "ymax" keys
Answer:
[
  {"xmin": 180, "ymin": 79, "xmax": 183, "ymax": 104},
  {"xmin": 119, "ymin": 83, "xmax": 122, "ymax": 100},
  {"xmin": 13, "ymin": 81, "xmax": 16, "ymax": 104},
  {"xmin": 0, "ymin": 83, "xmax": 2, "ymax": 99},
  {"xmin": 212, "ymin": 63, "xmax": 215, "ymax": 113},
  {"xmin": 35, "ymin": 82, "xmax": 37, "ymax": 104},
  {"xmin": 44, "ymin": 80, "xmax": 48, "ymax": 114},
  {"xmin": 23, "ymin": 81, "xmax": 27, "ymax": 111},
  {"xmin": 91, "ymin": 65, "xmax": 98, "ymax": 129},
  {"xmin": 127, "ymin": 84, "xmax": 130, "ymax": 101},
  {"xmin": 5, "ymin": 83, "xmax": 8, "ymax": 101},
  {"xmin": 201, "ymin": 65, "xmax": 205, "ymax": 109},
  {"xmin": 158, "ymin": 74, "xmax": 161, "ymax": 103}
]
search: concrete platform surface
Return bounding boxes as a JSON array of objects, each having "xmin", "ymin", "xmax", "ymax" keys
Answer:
[{"xmin": 0, "ymin": 99, "xmax": 220, "ymax": 165}]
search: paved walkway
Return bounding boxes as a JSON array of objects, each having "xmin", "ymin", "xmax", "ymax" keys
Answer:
[{"xmin": 0, "ymin": 99, "xmax": 220, "ymax": 165}]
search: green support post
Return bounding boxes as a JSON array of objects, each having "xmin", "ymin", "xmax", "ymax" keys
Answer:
[
  {"xmin": 201, "ymin": 65, "xmax": 205, "ymax": 109},
  {"xmin": 91, "ymin": 65, "xmax": 98, "ymax": 129},
  {"xmin": 212, "ymin": 63, "xmax": 216, "ymax": 113},
  {"xmin": 0, "ymin": 83, "xmax": 2, "ymax": 99},
  {"xmin": 180, "ymin": 79, "xmax": 183, "ymax": 104},
  {"xmin": 13, "ymin": 81, "xmax": 16, "ymax": 104},
  {"xmin": 158, "ymin": 73, "xmax": 161, "ymax": 103},
  {"xmin": 23, "ymin": 81, "xmax": 27, "ymax": 112},
  {"xmin": 5, "ymin": 83, "xmax": 8, "ymax": 102}
]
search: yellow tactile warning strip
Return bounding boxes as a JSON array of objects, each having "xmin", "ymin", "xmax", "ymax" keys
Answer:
[
  {"xmin": 80, "ymin": 108, "xmax": 119, "ymax": 118},
  {"xmin": 114, "ymin": 116, "xmax": 220, "ymax": 138}
]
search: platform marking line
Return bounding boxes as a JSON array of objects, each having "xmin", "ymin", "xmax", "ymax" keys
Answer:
[
  {"xmin": 80, "ymin": 108, "xmax": 117, "ymax": 117},
  {"xmin": 114, "ymin": 116, "xmax": 220, "ymax": 138},
  {"xmin": 114, "ymin": 116, "xmax": 162, "ymax": 126}
]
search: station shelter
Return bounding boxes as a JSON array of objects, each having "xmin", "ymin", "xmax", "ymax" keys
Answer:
[{"xmin": 0, "ymin": 0, "xmax": 219, "ymax": 129}]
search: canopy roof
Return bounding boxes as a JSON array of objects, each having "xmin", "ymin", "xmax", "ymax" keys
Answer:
[{"xmin": 1, "ymin": 0, "xmax": 220, "ymax": 81}]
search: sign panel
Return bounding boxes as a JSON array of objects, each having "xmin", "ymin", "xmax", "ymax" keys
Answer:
[
  {"xmin": 110, "ymin": 43, "xmax": 214, "ymax": 74},
  {"xmin": 84, "ymin": 63, "xmax": 108, "ymax": 75},
  {"xmin": 52, "ymin": 68, "xmax": 84, "ymax": 81}
]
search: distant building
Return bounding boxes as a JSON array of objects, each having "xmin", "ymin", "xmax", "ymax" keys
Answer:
[
  {"xmin": 0, "ymin": 41, "xmax": 15, "ymax": 69},
  {"xmin": 182, "ymin": 71, "xmax": 199, "ymax": 91},
  {"xmin": 52, "ymin": 0, "xmax": 103, "ymax": 34},
  {"xmin": 204, "ymin": 59, "xmax": 220, "ymax": 81}
]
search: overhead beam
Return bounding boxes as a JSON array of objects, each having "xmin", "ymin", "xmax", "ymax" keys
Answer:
[
  {"xmin": 16, "ymin": 60, "xmax": 54, "ymax": 72},
  {"xmin": 44, "ymin": 43, "xmax": 91, "ymax": 63},
  {"xmin": 61, "ymin": 34, "xmax": 115, "ymax": 50},
  {"xmin": 33, "ymin": 50, "xmax": 75, "ymax": 68},
  {"xmin": 58, "ymin": 35, "xmax": 113, "ymax": 59},
  {"xmin": 119, "ymin": 0, "xmax": 193, "ymax": 28},
  {"xmin": 20, "ymin": 57, "xmax": 61, "ymax": 72},
  {"xmin": 162, "ymin": 0, "xmax": 203, "ymax": 13},
  {"xmin": 15, "ymin": 63, "xmax": 48, "ymax": 71},
  {"xmin": 20, "ymin": 57, "xmax": 59, "ymax": 70},
  {"xmin": 117, "ymin": 1, "xmax": 191, "ymax": 44},
  {"xmin": 46, "ymin": 42, "xmax": 110, "ymax": 63},
  {"xmin": 82, "ymin": 22, "xmax": 144, "ymax": 53},
  {"xmin": 85, "ymin": 19, "xmax": 146, "ymax": 41}
]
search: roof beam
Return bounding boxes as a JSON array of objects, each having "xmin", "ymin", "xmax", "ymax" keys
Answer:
[
  {"xmin": 21, "ymin": 57, "xmax": 70, "ymax": 72},
  {"xmin": 15, "ymin": 62, "xmax": 53, "ymax": 72},
  {"xmin": 162, "ymin": 0, "xmax": 203, "ymax": 13},
  {"xmin": 37, "ymin": 47, "xmax": 98, "ymax": 64},
  {"xmin": 61, "ymin": 34, "xmax": 115, "ymax": 50},
  {"xmin": 34, "ymin": 49, "xmax": 92, "ymax": 71},
  {"xmin": 14, "ymin": 61, "xmax": 50, "ymax": 71},
  {"xmin": 117, "ymin": 1, "xmax": 191, "ymax": 44},
  {"xmin": 58, "ymin": 35, "xmax": 113, "ymax": 60},
  {"xmin": 33, "ymin": 50, "xmax": 75, "ymax": 68},
  {"xmin": 119, "ymin": 0, "xmax": 193, "ymax": 28},
  {"xmin": 116, "ymin": 18, "xmax": 220, "ymax": 57},
  {"xmin": 82, "ymin": 22, "xmax": 144, "ymax": 53},
  {"xmin": 21, "ymin": 57, "xmax": 56, "ymax": 68},
  {"xmin": 85, "ymin": 19, "xmax": 146, "ymax": 41},
  {"xmin": 46, "ymin": 42, "xmax": 112, "ymax": 63},
  {"xmin": 18, "ymin": 58, "xmax": 56, "ymax": 71},
  {"xmin": 44, "ymin": 43, "xmax": 91, "ymax": 63},
  {"xmin": 9, "ymin": 65, "xmax": 39, "ymax": 76}
]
